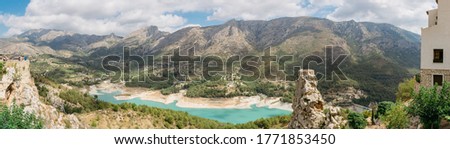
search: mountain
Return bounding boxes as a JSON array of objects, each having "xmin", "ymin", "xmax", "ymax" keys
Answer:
[
  {"xmin": 18, "ymin": 29, "xmax": 74, "ymax": 43},
  {"xmin": 3, "ymin": 16, "xmax": 421, "ymax": 105},
  {"xmin": 103, "ymin": 17, "xmax": 419, "ymax": 105},
  {"xmin": 88, "ymin": 17, "xmax": 419, "ymax": 68},
  {"xmin": 0, "ymin": 37, "xmax": 56, "ymax": 55},
  {"xmin": 122, "ymin": 26, "xmax": 169, "ymax": 46},
  {"xmin": 0, "ymin": 41, "xmax": 56, "ymax": 55},
  {"xmin": 16, "ymin": 29, "xmax": 123, "ymax": 51},
  {"xmin": 12, "ymin": 17, "xmax": 420, "ymax": 69}
]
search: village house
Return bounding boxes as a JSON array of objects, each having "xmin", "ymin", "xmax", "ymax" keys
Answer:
[{"xmin": 421, "ymin": 0, "xmax": 450, "ymax": 87}]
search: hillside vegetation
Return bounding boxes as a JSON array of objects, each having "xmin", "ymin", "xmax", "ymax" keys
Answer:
[{"xmin": 0, "ymin": 104, "xmax": 43, "ymax": 129}]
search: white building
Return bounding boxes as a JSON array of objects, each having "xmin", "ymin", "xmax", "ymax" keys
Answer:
[{"xmin": 421, "ymin": 0, "xmax": 450, "ymax": 87}]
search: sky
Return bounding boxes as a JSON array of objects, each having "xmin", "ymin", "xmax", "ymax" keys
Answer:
[{"xmin": 0, "ymin": 0, "xmax": 438, "ymax": 37}]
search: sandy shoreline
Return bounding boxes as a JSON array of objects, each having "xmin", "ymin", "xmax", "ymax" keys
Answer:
[{"xmin": 89, "ymin": 81, "xmax": 293, "ymax": 111}]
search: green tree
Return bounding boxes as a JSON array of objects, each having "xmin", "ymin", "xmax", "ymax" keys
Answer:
[
  {"xmin": 396, "ymin": 78, "xmax": 416, "ymax": 101},
  {"xmin": 348, "ymin": 112, "xmax": 367, "ymax": 129},
  {"xmin": 382, "ymin": 103, "xmax": 410, "ymax": 129},
  {"xmin": 0, "ymin": 104, "xmax": 43, "ymax": 129},
  {"xmin": 59, "ymin": 89, "xmax": 107, "ymax": 113},
  {"xmin": 410, "ymin": 83, "xmax": 450, "ymax": 129},
  {"xmin": 415, "ymin": 73, "xmax": 421, "ymax": 83},
  {"xmin": 0, "ymin": 62, "xmax": 5, "ymax": 78},
  {"xmin": 377, "ymin": 101, "xmax": 395, "ymax": 118}
]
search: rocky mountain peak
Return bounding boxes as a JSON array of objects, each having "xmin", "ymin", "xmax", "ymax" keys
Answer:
[
  {"xmin": 18, "ymin": 29, "xmax": 73, "ymax": 43},
  {"xmin": 126, "ymin": 26, "xmax": 167, "ymax": 39},
  {"xmin": 107, "ymin": 33, "xmax": 119, "ymax": 38},
  {"xmin": 121, "ymin": 26, "xmax": 169, "ymax": 47},
  {"xmin": 145, "ymin": 26, "xmax": 161, "ymax": 34},
  {"xmin": 224, "ymin": 19, "xmax": 239, "ymax": 26}
]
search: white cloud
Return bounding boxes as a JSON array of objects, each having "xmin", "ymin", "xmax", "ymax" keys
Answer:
[
  {"xmin": 0, "ymin": 0, "xmax": 438, "ymax": 37},
  {"xmin": 324, "ymin": 0, "xmax": 437, "ymax": 33},
  {"xmin": 174, "ymin": 24, "xmax": 202, "ymax": 31},
  {"xmin": 1, "ymin": 0, "xmax": 191, "ymax": 36},
  {"xmin": 206, "ymin": 0, "xmax": 314, "ymax": 21}
]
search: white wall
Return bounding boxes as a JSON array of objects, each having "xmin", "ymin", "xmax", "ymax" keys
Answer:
[{"xmin": 421, "ymin": 0, "xmax": 450, "ymax": 70}]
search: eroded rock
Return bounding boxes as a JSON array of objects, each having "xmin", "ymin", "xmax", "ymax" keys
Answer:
[{"xmin": 289, "ymin": 69, "xmax": 347, "ymax": 129}]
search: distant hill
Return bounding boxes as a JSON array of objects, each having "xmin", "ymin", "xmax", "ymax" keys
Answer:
[
  {"xmin": 3, "ymin": 16, "xmax": 421, "ymax": 105},
  {"xmin": 98, "ymin": 17, "xmax": 419, "ymax": 68},
  {"xmin": 17, "ymin": 29, "xmax": 123, "ymax": 51}
]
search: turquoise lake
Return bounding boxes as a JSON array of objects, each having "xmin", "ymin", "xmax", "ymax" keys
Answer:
[{"xmin": 94, "ymin": 90, "xmax": 291, "ymax": 124}]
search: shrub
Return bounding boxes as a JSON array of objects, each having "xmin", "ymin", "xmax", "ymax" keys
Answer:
[
  {"xmin": 125, "ymin": 77, "xmax": 174, "ymax": 90},
  {"xmin": 63, "ymin": 104, "xmax": 82, "ymax": 114},
  {"xmin": 410, "ymin": 83, "xmax": 450, "ymax": 129},
  {"xmin": 236, "ymin": 115, "xmax": 291, "ymax": 129},
  {"xmin": 37, "ymin": 85, "xmax": 49, "ymax": 97},
  {"xmin": 396, "ymin": 78, "xmax": 415, "ymax": 101},
  {"xmin": 382, "ymin": 103, "xmax": 410, "ymax": 129},
  {"xmin": 186, "ymin": 80, "xmax": 227, "ymax": 98},
  {"xmin": 281, "ymin": 97, "xmax": 293, "ymax": 103},
  {"xmin": 161, "ymin": 86, "xmax": 179, "ymax": 95},
  {"xmin": 254, "ymin": 82, "xmax": 283, "ymax": 97},
  {"xmin": 0, "ymin": 104, "xmax": 43, "ymax": 129},
  {"xmin": 164, "ymin": 116, "xmax": 174, "ymax": 125},
  {"xmin": 0, "ymin": 62, "xmax": 4, "ymax": 77},
  {"xmin": 362, "ymin": 110, "xmax": 371, "ymax": 119},
  {"xmin": 59, "ymin": 89, "xmax": 110, "ymax": 113},
  {"xmin": 377, "ymin": 101, "xmax": 395, "ymax": 118},
  {"xmin": 112, "ymin": 105, "xmax": 119, "ymax": 112},
  {"xmin": 90, "ymin": 120, "xmax": 98, "ymax": 128},
  {"xmin": 415, "ymin": 73, "xmax": 421, "ymax": 83},
  {"xmin": 254, "ymin": 119, "xmax": 271, "ymax": 129},
  {"xmin": 348, "ymin": 112, "xmax": 367, "ymax": 129}
]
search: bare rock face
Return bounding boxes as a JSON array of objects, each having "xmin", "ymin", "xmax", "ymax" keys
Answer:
[
  {"xmin": 289, "ymin": 69, "xmax": 326, "ymax": 129},
  {"xmin": 323, "ymin": 87, "xmax": 367, "ymax": 105},
  {"xmin": 0, "ymin": 61, "xmax": 85, "ymax": 129},
  {"xmin": 289, "ymin": 70, "xmax": 346, "ymax": 129},
  {"xmin": 324, "ymin": 107, "xmax": 347, "ymax": 129}
]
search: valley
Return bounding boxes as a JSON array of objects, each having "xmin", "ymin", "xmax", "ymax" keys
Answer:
[{"xmin": 0, "ymin": 16, "xmax": 427, "ymax": 129}]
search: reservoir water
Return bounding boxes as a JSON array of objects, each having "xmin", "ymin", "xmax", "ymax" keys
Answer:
[{"xmin": 95, "ymin": 90, "xmax": 291, "ymax": 124}]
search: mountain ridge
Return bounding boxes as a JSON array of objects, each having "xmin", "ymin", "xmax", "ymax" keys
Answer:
[{"xmin": 0, "ymin": 16, "xmax": 421, "ymax": 105}]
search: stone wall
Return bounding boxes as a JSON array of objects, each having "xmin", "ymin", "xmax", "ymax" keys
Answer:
[{"xmin": 420, "ymin": 69, "xmax": 450, "ymax": 87}]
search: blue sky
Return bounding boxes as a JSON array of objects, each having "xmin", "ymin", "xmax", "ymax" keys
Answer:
[
  {"xmin": 0, "ymin": 0, "xmax": 28, "ymax": 15},
  {"xmin": 0, "ymin": 0, "xmax": 29, "ymax": 36},
  {"xmin": 0, "ymin": 0, "xmax": 332, "ymax": 35},
  {"xmin": 174, "ymin": 11, "xmax": 223, "ymax": 27},
  {"xmin": 0, "ymin": 0, "xmax": 436, "ymax": 37}
]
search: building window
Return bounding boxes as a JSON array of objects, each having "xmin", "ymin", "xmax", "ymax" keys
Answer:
[
  {"xmin": 433, "ymin": 75, "xmax": 444, "ymax": 86},
  {"xmin": 436, "ymin": 16, "xmax": 439, "ymax": 25},
  {"xmin": 433, "ymin": 49, "xmax": 443, "ymax": 63}
]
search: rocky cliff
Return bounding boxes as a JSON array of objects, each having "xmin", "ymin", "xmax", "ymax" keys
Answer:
[
  {"xmin": 0, "ymin": 61, "xmax": 85, "ymax": 128},
  {"xmin": 289, "ymin": 69, "xmax": 347, "ymax": 129}
]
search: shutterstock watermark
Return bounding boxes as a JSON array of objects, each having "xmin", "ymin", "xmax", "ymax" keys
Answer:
[{"xmin": 101, "ymin": 46, "xmax": 348, "ymax": 82}]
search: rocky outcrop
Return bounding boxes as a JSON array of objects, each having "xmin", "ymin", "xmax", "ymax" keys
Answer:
[
  {"xmin": 0, "ymin": 61, "xmax": 85, "ymax": 128},
  {"xmin": 324, "ymin": 107, "xmax": 346, "ymax": 129},
  {"xmin": 324, "ymin": 87, "xmax": 367, "ymax": 106},
  {"xmin": 289, "ymin": 70, "xmax": 346, "ymax": 129}
]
